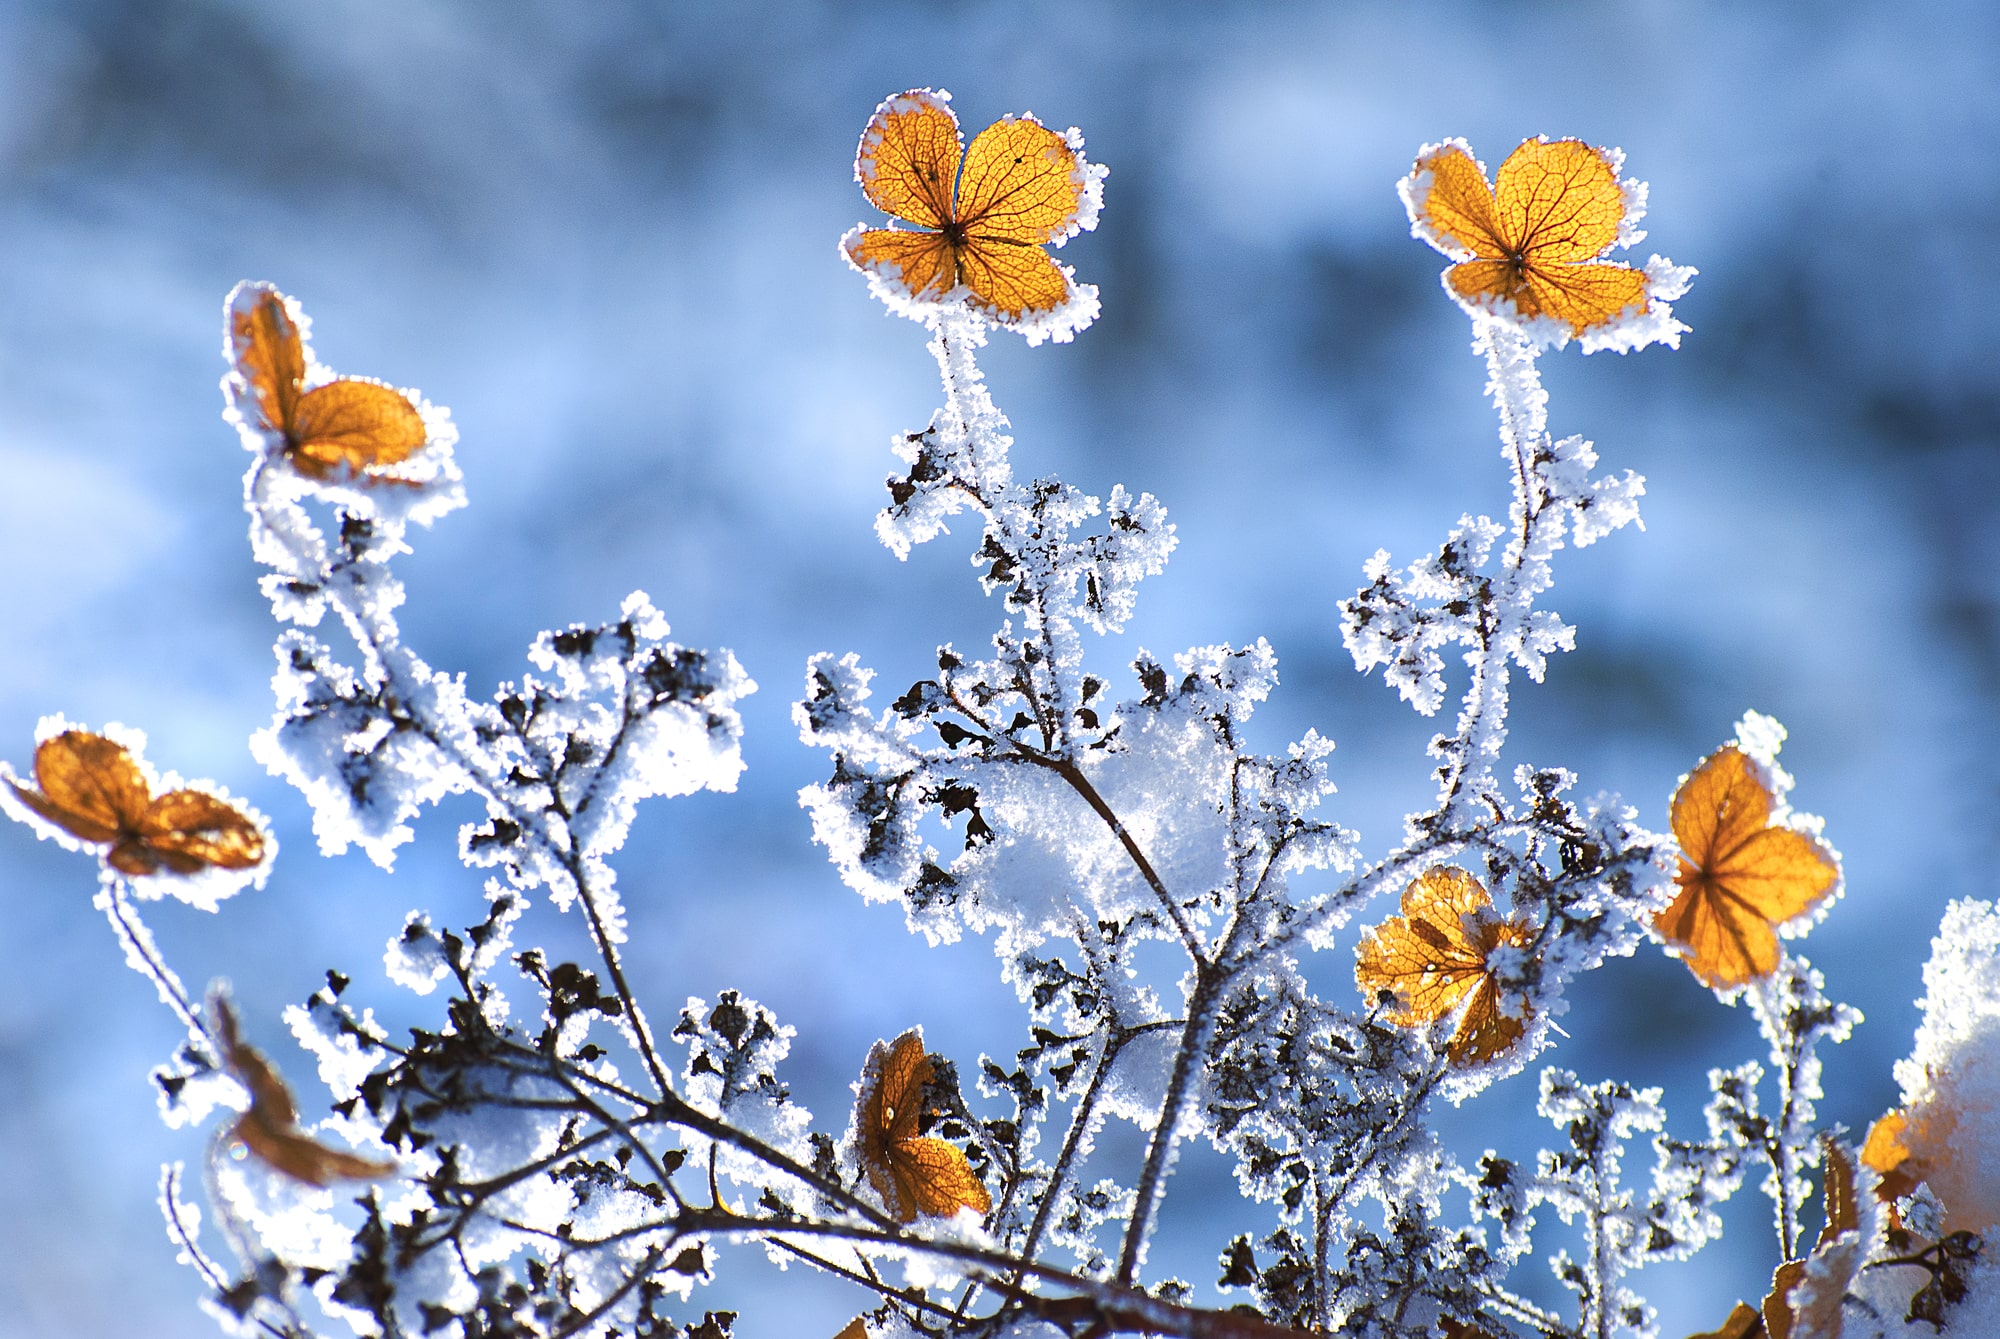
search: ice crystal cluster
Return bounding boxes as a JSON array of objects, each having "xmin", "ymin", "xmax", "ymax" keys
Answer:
[{"xmin": 8, "ymin": 106, "xmax": 1995, "ymax": 1339}]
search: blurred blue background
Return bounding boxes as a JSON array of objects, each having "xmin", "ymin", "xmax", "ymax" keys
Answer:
[{"xmin": 1, "ymin": 2, "xmax": 1995, "ymax": 1334}]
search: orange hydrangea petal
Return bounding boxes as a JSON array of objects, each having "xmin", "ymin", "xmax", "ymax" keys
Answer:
[
  {"xmin": 140, "ymin": 790, "xmax": 268, "ymax": 872},
  {"xmin": 9, "ymin": 778, "xmax": 123, "ymax": 846},
  {"xmin": 1655, "ymin": 879, "xmax": 1781, "ymax": 990},
  {"xmin": 1411, "ymin": 142, "xmax": 1509, "ymax": 259},
  {"xmin": 957, "ymin": 115, "xmax": 1088, "ymax": 246},
  {"xmin": 286, "ymin": 380, "xmax": 428, "ymax": 479},
  {"xmin": 1657, "ymin": 747, "xmax": 1839, "ymax": 990},
  {"xmin": 217, "ymin": 997, "xmax": 394, "ymax": 1187},
  {"xmin": 854, "ymin": 90, "xmax": 961, "ymax": 231},
  {"xmin": 230, "ymin": 286, "xmax": 307, "ymax": 437},
  {"xmin": 845, "ymin": 227, "xmax": 958, "ymax": 302},
  {"xmin": 1356, "ymin": 865, "xmax": 1533, "ymax": 1065},
  {"xmin": 1861, "ymin": 1109, "xmax": 1912, "ymax": 1178},
  {"xmin": 894, "ymin": 1135, "xmax": 992, "ymax": 1219},
  {"xmin": 1447, "ymin": 258, "xmax": 1650, "ymax": 336},
  {"xmin": 855, "ymin": 1029, "xmax": 990, "ymax": 1223},
  {"xmin": 1491, "ymin": 138, "xmax": 1627, "ymax": 265},
  {"xmin": 957, "ymin": 238, "xmax": 1073, "ymax": 319},
  {"xmin": 1519, "ymin": 260, "xmax": 1650, "ymax": 336},
  {"xmin": 14, "ymin": 731, "xmax": 151, "ymax": 845},
  {"xmin": 1357, "ymin": 865, "xmax": 1489, "ymax": 1022},
  {"xmin": 1449, "ymin": 975, "xmax": 1527, "ymax": 1066},
  {"xmin": 1445, "ymin": 259, "xmax": 1526, "ymax": 312}
]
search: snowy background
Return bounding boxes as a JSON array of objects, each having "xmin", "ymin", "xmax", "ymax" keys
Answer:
[{"xmin": 1, "ymin": 2, "xmax": 1996, "ymax": 1335}]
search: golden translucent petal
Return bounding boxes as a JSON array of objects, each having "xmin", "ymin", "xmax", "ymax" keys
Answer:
[
  {"xmin": 25, "ymin": 731, "xmax": 151, "ymax": 840},
  {"xmin": 1446, "ymin": 258, "xmax": 1529, "ymax": 314},
  {"xmin": 1861, "ymin": 1109, "xmax": 1913, "ymax": 1179},
  {"xmin": 1654, "ymin": 872, "xmax": 1779, "ymax": 989},
  {"xmin": 1658, "ymin": 747, "xmax": 1839, "ymax": 990},
  {"xmin": 9, "ymin": 779, "xmax": 122, "ymax": 847},
  {"xmin": 845, "ymin": 227, "xmax": 958, "ymax": 303},
  {"xmin": 231, "ymin": 286, "xmax": 306, "ymax": 435},
  {"xmin": 1448, "ymin": 256, "xmax": 1650, "ymax": 337},
  {"xmin": 1520, "ymin": 260, "xmax": 1650, "ymax": 337},
  {"xmin": 956, "ymin": 237, "xmax": 1072, "ymax": 319},
  {"xmin": 1412, "ymin": 142, "xmax": 1509, "ymax": 259},
  {"xmin": 888, "ymin": 1135, "xmax": 992, "ymax": 1221},
  {"xmin": 855, "ymin": 91, "xmax": 960, "ymax": 230},
  {"xmin": 140, "ymin": 789, "xmax": 267, "ymax": 872},
  {"xmin": 287, "ymin": 380, "xmax": 428, "ymax": 479},
  {"xmin": 1356, "ymin": 865, "xmax": 1490, "ymax": 1023},
  {"xmin": 1674, "ymin": 748, "xmax": 1772, "ymax": 872},
  {"xmin": 1491, "ymin": 138, "xmax": 1627, "ymax": 265},
  {"xmin": 957, "ymin": 116, "xmax": 1087, "ymax": 245},
  {"xmin": 1356, "ymin": 865, "xmax": 1533, "ymax": 1065},
  {"xmin": 854, "ymin": 1029, "xmax": 988, "ymax": 1222},
  {"xmin": 1448, "ymin": 974, "xmax": 1527, "ymax": 1066}
]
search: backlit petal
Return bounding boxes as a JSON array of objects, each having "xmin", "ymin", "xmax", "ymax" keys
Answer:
[
  {"xmin": 956, "ymin": 238, "xmax": 1072, "ymax": 319},
  {"xmin": 958, "ymin": 115, "xmax": 1091, "ymax": 246},
  {"xmin": 288, "ymin": 380, "xmax": 428, "ymax": 479},
  {"xmin": 1492, "ymin": 138, "xmax": 1626, "ymax": 265},
  {"xmin": 854, "ymin": 89, "xmax": 961, "ymax": 231},
  {"xmin": 844, "ymin": 227, "xmax": 958, "ymax": 303},
  {"xmin": 1408, "ymin": 141, "xmax": 1509, "ymax": 260}
]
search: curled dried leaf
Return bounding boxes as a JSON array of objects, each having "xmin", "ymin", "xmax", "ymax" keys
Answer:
[
  {"xmin": 852, "ymin": 1028, "xmax": 990, "ymax": 1223},
  {"xmin": 215, "ymin": 997, "xmax": 395, "ymax": 1187}
]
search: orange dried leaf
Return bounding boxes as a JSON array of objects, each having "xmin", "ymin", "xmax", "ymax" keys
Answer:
[
  {"xmin": 853, "ymin": 1029, "xmax": 991, "ymax": 1223},
  {"xmin": 1687, "ymin": 1302, "xmax": 1766, "ymax": 1339},
  {"xmin": 228, "ymin": 283, "xmax": 428, "ymax": 480},
  {"xmin": 1861, "ymin": 1108, "xmax": 1925, "ymax": 1202},
  {"xmin": 1655, "ymin": 746, "xmax": 1839, "ymax": 990},
  {"xmin": 8, "ymin": 730, "xmax": 265, "ymax": 877},
  {"xmin": 1861, "ymin": 1102, "xmax": 1997, "ymax": 1231},
  {"xmin": 1354, "ymin": 866, "xmax": 1535, "ymax": 1065},
  {"xmin": 1763, "ymin": 1259, "xmax": 1806, "ymax": 1339},
  {"xmin": 1408, "ymin": 138, "xmax": 1650, "ymax": 338},
  {"xmin": 846, "ymin": 89, "xmax": 1096, "ymax": 324},
  {"xmin": 832, "ymin": 1320, "xmax": 869, "ymax": 1339},
  {"xmin": 1819, "ymin": 1137, "xmax": 1860, "ymax": 1246},
  {"xmin": 216, "ymin": 998, "xmax": 395, "ymax": 1188}
]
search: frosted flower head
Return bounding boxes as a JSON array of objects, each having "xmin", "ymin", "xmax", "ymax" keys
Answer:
[
  {"xmin": 0, "ymin": 715, "xmax": 272, "ymax": 909},
  {"xmin": 1400, "ymin": 136, "xmax": 1695, "ymax": 353},
  {"xmin": 842, "ymin": 88, "xmax": 1106, "ymax": 346},
  {"xmin": 223, "ymin": 280, "xmax": 464, "ymax": 530}
]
